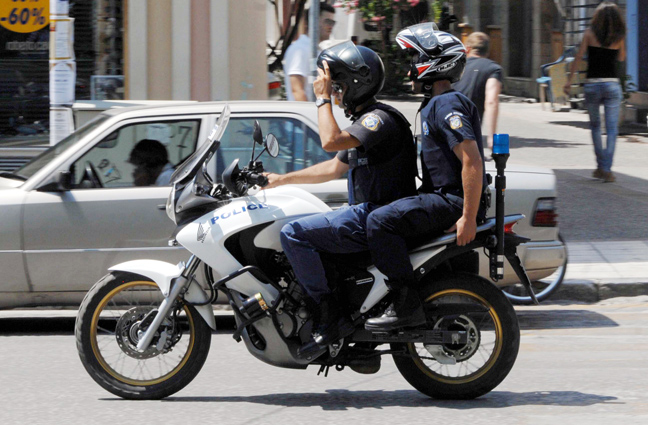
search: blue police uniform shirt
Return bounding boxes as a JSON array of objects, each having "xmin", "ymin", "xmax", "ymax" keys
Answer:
[
  {"xmin": 336, "ymin": 102, "xmax": 417, "ymax": 205},
  {"xmin": 419, "ymin": 90, "xmax": 487, "ymax": 194}
]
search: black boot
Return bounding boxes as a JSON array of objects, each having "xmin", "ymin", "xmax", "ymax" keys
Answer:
[
  {"xmin": 364, "ymin": 283, "xmax": 426, "ymax": 331},
  {"xmin": 297, "ymin": 294, "xmax": 354, "ymax": 358}
]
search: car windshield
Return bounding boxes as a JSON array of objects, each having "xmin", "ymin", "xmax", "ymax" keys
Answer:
[{"xmin": 14, "ymin": 115, "xmax": 110, "ymax": 180}]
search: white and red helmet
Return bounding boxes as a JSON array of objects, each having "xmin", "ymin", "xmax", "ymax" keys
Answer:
[{"xmin": 395, "ymin": 23, "xmax": 466, "ymax": 84}]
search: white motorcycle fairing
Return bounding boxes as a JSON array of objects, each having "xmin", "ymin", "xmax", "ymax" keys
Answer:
[
  {"xmin": 108, "ymin": 260, "xmax": 217, "ymax": 330},
  {"xmin": 177, "ymin": 186, "xmax": 331, "ymax": 304},
  {"xmin": 175, "ymin": 186, "xmax": 336, "ymax": 367}
]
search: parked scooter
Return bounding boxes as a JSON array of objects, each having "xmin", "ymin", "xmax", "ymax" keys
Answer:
[{"xmin": 76, "ymin": 106, "xmax": 535, "ymax": 400}]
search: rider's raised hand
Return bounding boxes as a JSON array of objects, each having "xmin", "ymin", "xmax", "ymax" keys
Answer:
[{"xmin": 313, "ymin": 60, "xmax": 333, "ymax": 100}]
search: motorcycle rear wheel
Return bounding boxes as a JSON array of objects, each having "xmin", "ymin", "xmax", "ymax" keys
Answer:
[
  {"xmin": 391, "ymin": 272, "xmax": 520, "ymax": 400},
  {"xmin": 75, "ymin": 272, "xmax": 212, "ymax": 400}
]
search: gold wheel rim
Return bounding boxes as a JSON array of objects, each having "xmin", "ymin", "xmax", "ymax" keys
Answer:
[
  {"xmin": 409, "ymin": 289, "xmax": 503, "ymax": 384},
  {"xmin": 90, "ymin": 281, "xmax": 196, "ymax": 386}
]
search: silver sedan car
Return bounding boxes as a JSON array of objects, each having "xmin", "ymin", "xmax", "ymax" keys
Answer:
[{"xmin": 0, "ymin": 101, "xmax": 566, "ymax": 309}]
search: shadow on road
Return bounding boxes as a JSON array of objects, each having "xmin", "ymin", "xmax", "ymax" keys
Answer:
[
  {"xmin": 548, "ymin": 120, "xmax": 648, "ymax": 137},
  {"xmin": 547, "ymin": 121, "xmax": 592, "ymax": 131},
  {"xmin": 0, "ymin": 315, "xmax": 237, "ymax": 335},
  {"xmin": 160, "ymin": 389, "xmax": 617, "ymax": 410},
  {"xmin": 1, "ymin": 309, "xmax": 617, "ymax": 335},
  {"xmin": 554, "ymin": 169, "xmax": 648, "ymax": 241},
  {"xmin": 0, "ymin": 310, "xmax": 618, "ymax": 334},
  {"xmin": 516, "ymin": 309, "xmax": 618, "ymax": 329},
  {"xmin": 0, "ymin": 317, "xmax": 76, "ymax": 335},
  {"xmin": 510, "ymin": 136, "xmax": 581, "ymax": 149}
]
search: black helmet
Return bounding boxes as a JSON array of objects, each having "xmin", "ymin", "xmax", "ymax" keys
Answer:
[
  {"xmin": 395, "ymin": 23, "xmax": 466, "ymax": 85},
  {"xmin": 317, "ymin": 41, "xmax": 384, "ymax": 114}
]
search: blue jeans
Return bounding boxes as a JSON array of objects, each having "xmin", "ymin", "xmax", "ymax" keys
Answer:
[
  {"xmin": 280, "ymin": 203, "xmax": 376, "ymax": 303},
  {"xmin": 366, "ymin": 192, "xmax": 464, "ymax": 283},
  {"xmin": 584, "ymin": 82, "xmax": 622, "ymax": 172}
]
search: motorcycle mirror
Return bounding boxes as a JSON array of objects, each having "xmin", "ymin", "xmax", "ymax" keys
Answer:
[
  {"xmin": 265, "ymin": 134, "xmax": 279, "ymax": 158},
  {"xmin": 253, "ymin": 120, "xmax": 263, "ymax": 145}
]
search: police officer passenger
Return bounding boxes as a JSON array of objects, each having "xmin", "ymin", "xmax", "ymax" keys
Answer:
[
  {"xmin": 364, "ymin": 24, "xmax": 488, "ymax": 331},
  {"xmin": 264, "ymin": 41, "xmax": 417, "ymax": 356}
]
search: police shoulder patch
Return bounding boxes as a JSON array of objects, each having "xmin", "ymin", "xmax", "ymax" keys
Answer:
[
  {"xmin": 448, "ymin": 114, "xmax": 463, "ymax": 130},
  {"xmin": 422, "ymin": 120, "xmax": 430, "ymax": 136},
  {"xmin": 361, "ymin": 114, "xmax": 381, "ymax": 131}
]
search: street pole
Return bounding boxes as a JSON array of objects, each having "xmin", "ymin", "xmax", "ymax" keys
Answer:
[
  {"xmin": 309, "ymin": 0, "xmax": 320, "ymax": 99},
  {"xmin": 49, "ymin": 0, "xmax": 75, "ymax": 145}
]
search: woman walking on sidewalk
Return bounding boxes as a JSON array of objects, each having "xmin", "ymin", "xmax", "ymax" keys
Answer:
[{"xmin": 564, "ymin": 1, "xmax": 626, "ymax": 183}]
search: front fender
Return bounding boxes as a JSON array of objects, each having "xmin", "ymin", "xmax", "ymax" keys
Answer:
[{"xmin": 109, "ymin": 260, "xmax": 217, "ymax": 330}]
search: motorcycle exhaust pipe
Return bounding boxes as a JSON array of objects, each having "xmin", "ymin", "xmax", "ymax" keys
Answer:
[{"xmin": 239, "ymin": 293, "xmax": 269, "ymax": 317}]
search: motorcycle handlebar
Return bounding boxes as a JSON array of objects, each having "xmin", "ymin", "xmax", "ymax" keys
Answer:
[{"xmin": 247, "ymin": 173, "xmax": 268, "ymax": 187}]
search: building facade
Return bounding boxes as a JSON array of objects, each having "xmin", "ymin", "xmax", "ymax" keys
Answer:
[
  {"xmin": 447, "ymin": 0, "xmax": 646, "ymax": 117},
  {"xmin": 0, "ymin": 0, "xmax": 267, "ymax": 137}
]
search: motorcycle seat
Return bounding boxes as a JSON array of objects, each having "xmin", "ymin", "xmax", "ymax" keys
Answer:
[{"xmin": 409, "ymin": 213, "xmax": 525, "ymax": 253}]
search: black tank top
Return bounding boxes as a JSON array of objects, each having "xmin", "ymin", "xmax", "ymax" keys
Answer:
[{"xmin": 586, "ymin": 46, "xmax": 619, "ymax": 79}]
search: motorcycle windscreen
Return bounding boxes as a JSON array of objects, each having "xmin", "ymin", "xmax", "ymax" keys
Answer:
[{"xmin": 170, "ymin": 104, "xmax": 231, "ymax": 185}]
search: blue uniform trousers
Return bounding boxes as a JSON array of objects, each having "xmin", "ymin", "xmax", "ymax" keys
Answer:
[
  {"xmin": 366, "ymin": 192, "xmax": 464, "ymax": 284},
  {"xmin": 280, "ymin": 203, "xmax": 376, "ymax": 303}
]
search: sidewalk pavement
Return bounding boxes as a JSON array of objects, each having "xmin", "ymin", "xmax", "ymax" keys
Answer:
[{"xmin": 552, "ymin": 240, "xmax": 648, "ymax": 303}]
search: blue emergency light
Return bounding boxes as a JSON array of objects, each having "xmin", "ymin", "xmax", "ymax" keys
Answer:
[{"xmin": 492, "ymin": 134, "xmax": 510, "ymax": 155}]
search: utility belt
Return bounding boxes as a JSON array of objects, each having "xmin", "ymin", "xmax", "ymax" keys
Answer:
[
  {"xmin": 437, "ymin": 186, "xmax": 463, "ymax": 198},
  {"xmin": 432, "ymin": 177, "xmax": 491, "ymax": 223}
]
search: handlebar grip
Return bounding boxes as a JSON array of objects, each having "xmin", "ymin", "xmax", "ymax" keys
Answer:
[{"xmin": 248, "ymin": 173, "xmax": 268, "ymax": 187}]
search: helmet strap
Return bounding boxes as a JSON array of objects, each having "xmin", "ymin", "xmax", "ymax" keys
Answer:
[{"xmin": 346, "ymin": 97, "xmax": 377, "ymax": 119}]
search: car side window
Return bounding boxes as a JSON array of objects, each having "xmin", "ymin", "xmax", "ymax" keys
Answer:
[
  {"xmin": 71, "ymin": 120, "xmax": 200, "ymax": 188},
  {"xmin": 304, "ymin": 126, "xmax": 337, "ymax": 169},
  {"xmin": 215, "ymin": 117, "xmax": 334, "ymax": 181}
]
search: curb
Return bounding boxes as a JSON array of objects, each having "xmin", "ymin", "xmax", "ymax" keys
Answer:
[{"xmin": 551, "ymin": 279, "xmax": 648, "ymax": 303}]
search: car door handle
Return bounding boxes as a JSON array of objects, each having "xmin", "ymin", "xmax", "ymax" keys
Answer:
[{"xmin": 157, "ymin": 204, "xmax": 166, "ymax": 210}]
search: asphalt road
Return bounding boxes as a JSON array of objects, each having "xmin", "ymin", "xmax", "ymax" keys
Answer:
[
  {"xmin": 383, "ymin": 99, "xmax": 648, "ymax": 242},
  {"xmin": 1, "ymin": 298, "xmax": 647, "ymax": 424}
]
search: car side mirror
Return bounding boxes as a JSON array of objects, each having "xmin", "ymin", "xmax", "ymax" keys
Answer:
[
  {"xmin": 252, "ymin": 120, "xmax": 263, "ymax": 146},
  {"xmin": 36, "ymin": 171, "xmax": 73, "ymax": 192},
  {"xmin": 57, "ymin": 171, "xmax": 73, "ymax": 191},
  {"xmin": 265, "ymin": 134, "xmax": 279, "ymax": 158}
]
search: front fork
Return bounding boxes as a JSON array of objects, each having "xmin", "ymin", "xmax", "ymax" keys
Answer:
[{"xmin": 136, "ymin": 255, "xmax": 202, "ymax": 352}]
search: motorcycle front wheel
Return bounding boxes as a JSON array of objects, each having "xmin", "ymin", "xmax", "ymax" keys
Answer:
[
  {"xmin": 75, "ymin": 271, "xmax": 212, "ymax": 400},
  {"xmin": 391, "ymin": 272, "xmax": 520, "ymax": 400}
]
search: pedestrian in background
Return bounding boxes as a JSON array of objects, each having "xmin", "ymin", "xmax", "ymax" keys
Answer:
[
  {"xmin": 563, "ymin": 1, "xmax": 626, "ymax": 183},
  {"xmin": 283, "ymin": 2, "xmax": 336, "ymax": 101},
  {"xmin": 453, "ymin": 31, "xmax": 502, "ymax": 154}
]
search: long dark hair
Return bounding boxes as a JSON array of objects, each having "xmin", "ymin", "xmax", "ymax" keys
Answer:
[{"xmin": 591, "ymin": 2, "xmax": 626, "ymax": 47}]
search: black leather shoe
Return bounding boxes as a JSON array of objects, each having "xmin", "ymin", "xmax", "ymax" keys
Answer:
[
  {"xmin": 297, "ymin": 294, "xmax": 355, "ymax": 358},
  {"xmin": 364, "ymin": 303, "xmax": 426, "ymax": 331},
  {"xmin": 298, "ymin": 317, "xmax": 355, "ymax": 358},
  {"xmin": 364, "ymin": 286, "xmax": 426, "ymax": 331}
]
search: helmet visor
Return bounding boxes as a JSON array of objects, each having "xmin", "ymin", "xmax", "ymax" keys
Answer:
[
  {"xmin": 320, "ymin": 40, "xmax": 367, "ymax": 72},
  {"xmin": 409, "ymin": 23, "xmax": 441, "ymax": 50}
]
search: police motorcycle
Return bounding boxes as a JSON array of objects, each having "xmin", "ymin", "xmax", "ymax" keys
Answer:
[{"xmin": 76, "ymin": 105, "xmax": 537, "ymax": 400}]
